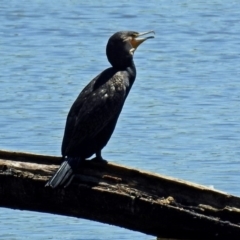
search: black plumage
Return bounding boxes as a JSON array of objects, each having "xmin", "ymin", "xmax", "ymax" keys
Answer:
[{"xmin": 45, "ymin": 30, "xmax": 154, "ymax": 188}]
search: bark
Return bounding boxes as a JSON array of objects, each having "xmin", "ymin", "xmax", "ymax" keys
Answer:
[{"xmin": 0, "ymin": 150, "xmax": 240, "ymax": 239}]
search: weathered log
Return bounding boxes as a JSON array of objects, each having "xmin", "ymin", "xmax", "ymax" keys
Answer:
[{"xmin": 0, "ymin": 149, "xmax": 240, "ymax": 239}]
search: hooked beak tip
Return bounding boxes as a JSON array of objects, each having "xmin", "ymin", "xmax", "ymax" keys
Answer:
[{"xmin": 130, "ymin": 30, "xmax": 155, "ymax": 49}]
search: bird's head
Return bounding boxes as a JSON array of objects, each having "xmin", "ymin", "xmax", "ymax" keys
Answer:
[{"xmin": 106, "ymin": 30, "xmax": 154, "ymax": 70}]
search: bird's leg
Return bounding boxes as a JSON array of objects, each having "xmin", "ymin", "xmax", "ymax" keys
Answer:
[
  {"xmin": 91, "ymin": 150, "xmax": 108, "ymax": 163},
  {"xmin": 96, "ymin": 150, "xmax": 103, "ymax": 161}
]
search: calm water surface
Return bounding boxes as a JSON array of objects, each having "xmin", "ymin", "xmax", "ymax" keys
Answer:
[{"xmin": 1, "ymin": 0, "xmax": 240, "ymax": 239}]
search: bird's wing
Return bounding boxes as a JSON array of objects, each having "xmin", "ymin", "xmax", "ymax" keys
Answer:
[
  {"xmin": 62, "ymin": 70, "xmax": 127, "ymax": 156},
  {"xmin": 61, "ymin": 79, "xmax": 94, "ymax": 156}
]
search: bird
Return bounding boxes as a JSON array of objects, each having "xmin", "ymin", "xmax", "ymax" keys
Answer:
[{"xmin": 45, "ymin": 30, "xmax": 154, "ymax": 188}]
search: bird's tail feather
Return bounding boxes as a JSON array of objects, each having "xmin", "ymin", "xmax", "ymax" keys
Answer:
[{"xmin": 45, "ymin": 157, "xmax": 81, "ymax": 188}]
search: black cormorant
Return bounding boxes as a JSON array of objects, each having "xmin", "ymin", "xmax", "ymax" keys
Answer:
[{"xmin": 45, "ymin": 30, "xmax": 154, "ymax": 188}]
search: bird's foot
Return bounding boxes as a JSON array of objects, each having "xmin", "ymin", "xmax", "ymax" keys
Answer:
[{"xmin": 90, "ymin": 156, "xmax": 108, "ymax": 164}]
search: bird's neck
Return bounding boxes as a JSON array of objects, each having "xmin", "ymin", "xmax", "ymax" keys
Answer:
[{"xmin": 126, "ymin": 60, "xmax": 136, "ymax": 85}]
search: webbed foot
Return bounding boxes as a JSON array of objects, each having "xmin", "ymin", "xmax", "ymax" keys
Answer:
[
  {"xmin": 90, "ymin": 156, "xmax": 108, "ymax": 163},
  {"xmin": 91, "ymin": 151, "xmax": 108, "ymax": 163}
]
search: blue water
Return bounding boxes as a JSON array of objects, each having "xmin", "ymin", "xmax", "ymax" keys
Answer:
[{"xmin": 1, "ymin": 0, "xmax": 240, "ymax": 239}]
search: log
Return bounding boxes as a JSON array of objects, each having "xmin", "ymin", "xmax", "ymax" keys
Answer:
[{"xmin": 0, "ymin": 149, "xmax": 240, "ymax": 239}]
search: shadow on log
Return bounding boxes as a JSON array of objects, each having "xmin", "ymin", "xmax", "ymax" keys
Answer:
[{"xmin": 0, "ymin": 149, "xmax": 240, "ymax": 239}]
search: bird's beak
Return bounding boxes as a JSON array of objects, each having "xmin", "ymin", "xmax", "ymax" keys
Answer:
[{"xmin": 130, "ymin": 30, "xmax": 155, "ymax": 50}]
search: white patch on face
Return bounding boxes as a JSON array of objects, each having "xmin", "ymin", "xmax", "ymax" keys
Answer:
[{"xmin": 129, "ymin": 48, "xmax": 135, "ymax": 55}]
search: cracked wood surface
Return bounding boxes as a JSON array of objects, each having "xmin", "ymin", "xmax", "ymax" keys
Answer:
[{"xmin": 0, "ymin": 149, "xmax": 240, "ymax": 239}]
